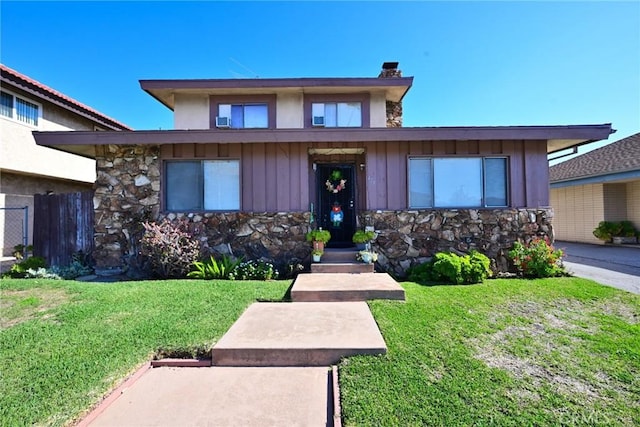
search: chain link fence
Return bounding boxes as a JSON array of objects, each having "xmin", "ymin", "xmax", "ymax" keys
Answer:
[{"xmin": 1, "ymin": 206, "xmax": 29, "ymax": 257}]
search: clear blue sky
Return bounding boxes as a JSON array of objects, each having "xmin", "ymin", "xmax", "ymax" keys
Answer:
[{"xmin": 2, "ymin": 1, "xmax": 639, "ymax": 158}]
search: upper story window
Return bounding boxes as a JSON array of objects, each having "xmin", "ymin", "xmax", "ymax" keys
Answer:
[
  {"xmin": 409, "ymin": 157, "xmax": 508, "ymax": 208},
  {"xmin": 304, "ymin": 93, "xmax": 370, "ymax": 129},
  {"xmin": 311, "ymin": 102, "xmax": 362, "ymax": 127},
  {"xmin": 217, "ymin": 103, "xmax": 268, "ymax": 129},
  {"xmin": 1, "ymin": 90, "xmax": 40, "ymax": 127},
  {"xmin": 211, "ymin": 95, "xmax": 276, "ymax": 130}
]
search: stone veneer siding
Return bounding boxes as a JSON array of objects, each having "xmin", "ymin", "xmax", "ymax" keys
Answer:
[
  {"xmin": 361, "ymin": 208, "xmax": 554, "ymax": 276},
  {"xmin": 94, "ymin": 144, "xmax": 161, "ymax": 273},
  {"xmin": 94, "ymin": 145, "xmax": 554, "ymax": 277}
]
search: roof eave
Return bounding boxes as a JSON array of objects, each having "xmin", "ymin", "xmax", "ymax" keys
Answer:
[{"xmin": 34, "ymin": 124, "xmax": 613, "ymax": 159}]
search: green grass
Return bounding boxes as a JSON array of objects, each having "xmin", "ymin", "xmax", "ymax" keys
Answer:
[
  {"xmin": 339, "ymin": 277, "xmax": 640, "ymax": 426},
  {"xmin": 0, "ymin": 278, "xmax": 290, "ymax": 426},
  {"xmin": 3, "ymin": 277, "xmax": 639, "ymax": 426}
]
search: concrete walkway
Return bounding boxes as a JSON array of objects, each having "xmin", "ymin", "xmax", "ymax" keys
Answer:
[
  {"xmin": 87, "ymin": 367, "xmax": 331, "ymax": 427},
  {"xmin": 557, "ymin": 241, "xmax": 640, "ymax": 294},
  {"xmin": 83, "ymin": 272, "xmax": 402, "ymax": 426}
]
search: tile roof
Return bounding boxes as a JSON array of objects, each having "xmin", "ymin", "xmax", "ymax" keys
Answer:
[
  {"xmin": 549, "ymin": 132, "xmax": 640, "ymax": 183},
  {"xmin": 0, "ymin": 63, "xmax": 131, "ymax": 130}
]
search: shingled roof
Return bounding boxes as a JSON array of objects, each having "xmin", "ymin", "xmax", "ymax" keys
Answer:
[{"xmin": 550, "ymin": 132, "xmax": 640, "ymax": 183}]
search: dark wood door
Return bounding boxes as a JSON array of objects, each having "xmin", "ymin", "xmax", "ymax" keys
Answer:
[{"xmin": 316, "ymin": 164, "xmax": 356, "ymax": 248}]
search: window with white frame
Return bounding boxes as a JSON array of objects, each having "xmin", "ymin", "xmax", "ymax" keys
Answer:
[
  {"xmin": 0, "ymin": 91, "xmax": 40, "ymax": 126},
  {"xmin": 217, "ymin": 103, "xmax": 268, "ymax": 129},
  {"xmin": 409, "ymin": 157, "xmax": 508, "ymax": 208},
  {"xmin": 165, "ymin": 160, "xmax": 240, "ymax": 211},
  {"xmin": 311, "ymin": 102, "xmax": 362, "ymax": 127}
]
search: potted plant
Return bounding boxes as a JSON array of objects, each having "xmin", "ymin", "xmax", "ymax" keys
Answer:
[
  {"xmin": 305, "ymin": 228, "xmax": 331, "ymax": 251},
  {"xmin": 593, "ymin": 221, "xmax": 638, "ymax": 244},
  {"xmin": 356, "ymin": 250, "xmax": 378, "ymax": 264},
  {"xmin": 613, "ymin": 221, "xmax": 638, "ymax": 244},
  {"xmin": 593, "ymin": 221, "xmax": 617, "ymax": 242},
  {"xmin": 311, "ymin": 249, "xmax": 323, "ymax": 263},
  {"xmin": 352, "ymin": 230, "xmax": 376, "ymax": 250}
]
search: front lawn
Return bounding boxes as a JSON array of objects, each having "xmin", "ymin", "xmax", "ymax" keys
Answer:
[
  {"xmin": 340, "ymin": 278, "xmax": 640, "ymax": 426},
  {"xmin": 0, "ymin": 278, "xmax": 290, "ymax": 426}
]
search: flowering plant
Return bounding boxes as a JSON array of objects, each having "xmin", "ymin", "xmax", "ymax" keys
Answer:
[
  {"xmin": 325, "ymin": 170, "xmax": 347, "ymax": 193},
  {"xmin": 356, "ymin": 250, "xmax": 378, "ymax": 264},
  {"xmin": 508, "ymin": 237, "xmax": 565, "ymax": 278}
]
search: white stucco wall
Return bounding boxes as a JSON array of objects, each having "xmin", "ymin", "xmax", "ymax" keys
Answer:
[
  {"xmin": 173, "ymin": 94, "xmax": 210, "ymax": 129},
  {"xmin": 0, "ymin": 100, "xmax": 96, "ymax": 183},
  {"xmin": 370, "ymin": 91, "xmax": 387, "ymax": 128},
  {"xmin": 276, "ymin": 93, "xmax": 303, "ymax": 128}
]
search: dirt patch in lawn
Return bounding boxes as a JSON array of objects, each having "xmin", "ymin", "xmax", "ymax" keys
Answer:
[
  {"xmin": 0, "ymin": 288, "xmax": 70, "ymax": 328},
  {"xmin": 470, "ymin": 297, "xmax": 638, "ymax": 403}
]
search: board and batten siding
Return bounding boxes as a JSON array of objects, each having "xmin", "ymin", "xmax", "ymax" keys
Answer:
[{"xmin": 160, "ymin": 139, "xmax": 549, "ymax": 212}]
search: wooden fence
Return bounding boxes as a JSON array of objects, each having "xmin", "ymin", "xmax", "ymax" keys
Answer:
[{"xmin": 33, "ymin": 191, "xmax": 94, "ymax": 267}]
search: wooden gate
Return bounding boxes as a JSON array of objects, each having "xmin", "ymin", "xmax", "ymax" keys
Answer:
[{"xmin": 33, "ymin": 192, "xmax": 94, "ymax": 267}]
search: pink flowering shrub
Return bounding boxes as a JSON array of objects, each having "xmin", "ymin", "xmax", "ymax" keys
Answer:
[{"xmin": 140, "ymin": 219, "xmax": 200, "ymax": 279}]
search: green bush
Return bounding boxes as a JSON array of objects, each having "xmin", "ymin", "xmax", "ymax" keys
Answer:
[
  {"xmin": 187, "ymin": 255, "xmax": 243, "ymax": 280},
  {"xmin": 305, "ymin": 229, "xmax": 331, "ymax": 244},
  {"xmin": 140, "ymin": 219, "xmax": 200, "ymax": 279},
  {"xmin": 593, "ymin": 220, "xmax": 638, "ymax": 241},
  {"xmin": 407, "ymin": 251, "xmax": 492, "ymax": 285},
  {"xmin": 508, "ymin": 238, "xmax": 565, "ymax": 278},
  {"xmin": 352, "ymin": 230, "xmax": 376, "ymax": 244},
  {"xmin": 228, "ymin": 260, "xmax": 279, "ymax": 281},
  {"xmin": 2, "ymin": 256, "xmax": 47, "ymax": 278},
  {"xmin": 49, "ymin": 261, "xmax": 94, "ymax": 280}
]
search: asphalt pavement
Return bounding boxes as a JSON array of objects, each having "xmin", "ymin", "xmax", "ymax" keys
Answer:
[{"xmin": 556, "ymin": 241, "xmax": 640, "ymax": 294}]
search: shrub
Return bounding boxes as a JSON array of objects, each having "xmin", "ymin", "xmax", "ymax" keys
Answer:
[
  {"xmin": 2, "ymin": 256, "xmax": 47, "ymax": 278},
  {"xmin": 352, "ymin": 230, "xmax": 376, "ymax": 244},
  {"xmin": 24, "ymin": 268, "xmax": 61, "ymax": 280},
  {"xmin": 407, "ymin": 251, "xmax": 491, "ymax": 285},
  {"xmin": 187, "ymin": 255, "xmax": 243, "ymax": 280},
  {"xmin": 228, "ymin": 260, "xmax": 279, "ymax": 281},
  {"xmin": 508, "ymin": 237, "xmax": 565, "ymax": 278},
  {"xmin": 305, "ymin": 229, "xmax": 331, "ymax": 244},
  {"xmin": 50, "ymin": 261, "xmax": 93, "ymax": 280},
  {"xmin": 140, "ymin": 219, "xmax": 200, "ymax": 279}
]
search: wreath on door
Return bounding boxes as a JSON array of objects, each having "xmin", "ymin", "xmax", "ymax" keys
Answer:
[{"xmin": 325, "ymin": 170, "xmax": 347, "ymax": 193}]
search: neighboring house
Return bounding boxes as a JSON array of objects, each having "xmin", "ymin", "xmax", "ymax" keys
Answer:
[
  {"xmin": 0, "ymin": 64, "xmax": 131, "ymax": 257},
  {"xmin": 550, "ymin": 132, "xmax": 640, "ymax": 244},
  {"xmin": 33, "ymin": 62, "xmax": 613, "ymax": 276}
]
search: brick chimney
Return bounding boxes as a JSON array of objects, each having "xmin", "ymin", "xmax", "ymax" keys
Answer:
[{"xmin": 378, "ymin": 62, "xmax": 403, "ymax": 127}]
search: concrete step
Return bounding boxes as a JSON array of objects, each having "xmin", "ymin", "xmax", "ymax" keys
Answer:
[
  {"xmin": 311, "ymin": 262, "xmax": 374, "ymax": 273},
  {"xmin": 322, "ymin": 248, "xmax": 359, "ymax": 263},
  {"xmin": 212, "ymin": 302, "xmax": 387, "ymax": 367},
  {"xmin": 291, "ymin": 272, "xmax": 406, "ymax": 302}
]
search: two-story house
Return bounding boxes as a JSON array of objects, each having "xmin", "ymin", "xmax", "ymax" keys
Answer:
[
  {"xmin": 34, "ymin": 62, "xmax": 613, "ymax": 276},
  {"xmin": 0, "ymin": 64, "xmax": 130, "ymax": 259}
]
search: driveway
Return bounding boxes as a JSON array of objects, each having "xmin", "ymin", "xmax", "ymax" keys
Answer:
[{"xmin": 555, "ymin": 241, "xmax": 640, "ymax": 294}]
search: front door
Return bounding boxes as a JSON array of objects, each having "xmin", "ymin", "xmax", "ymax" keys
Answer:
[{"xmin": 316, "ymin": 164, "xmax": 356, "ymax": 248}]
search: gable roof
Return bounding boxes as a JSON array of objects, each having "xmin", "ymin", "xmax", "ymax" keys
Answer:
[
  {"xmin": 1, "ymin": 64, "xmax": 131, "ymax": 131},
  {"xmin": 550, "ymin": 132, "xmax": 640, "ymax": 184}
]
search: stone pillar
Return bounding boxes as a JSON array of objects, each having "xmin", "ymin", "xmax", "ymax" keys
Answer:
[
  {"xmin": 93, "ymin": 144, "xmax": 160, "ymax": 275},
  {"xmin": 378, "ymin": 61, "xmax": 403, "ymax": 128}
]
